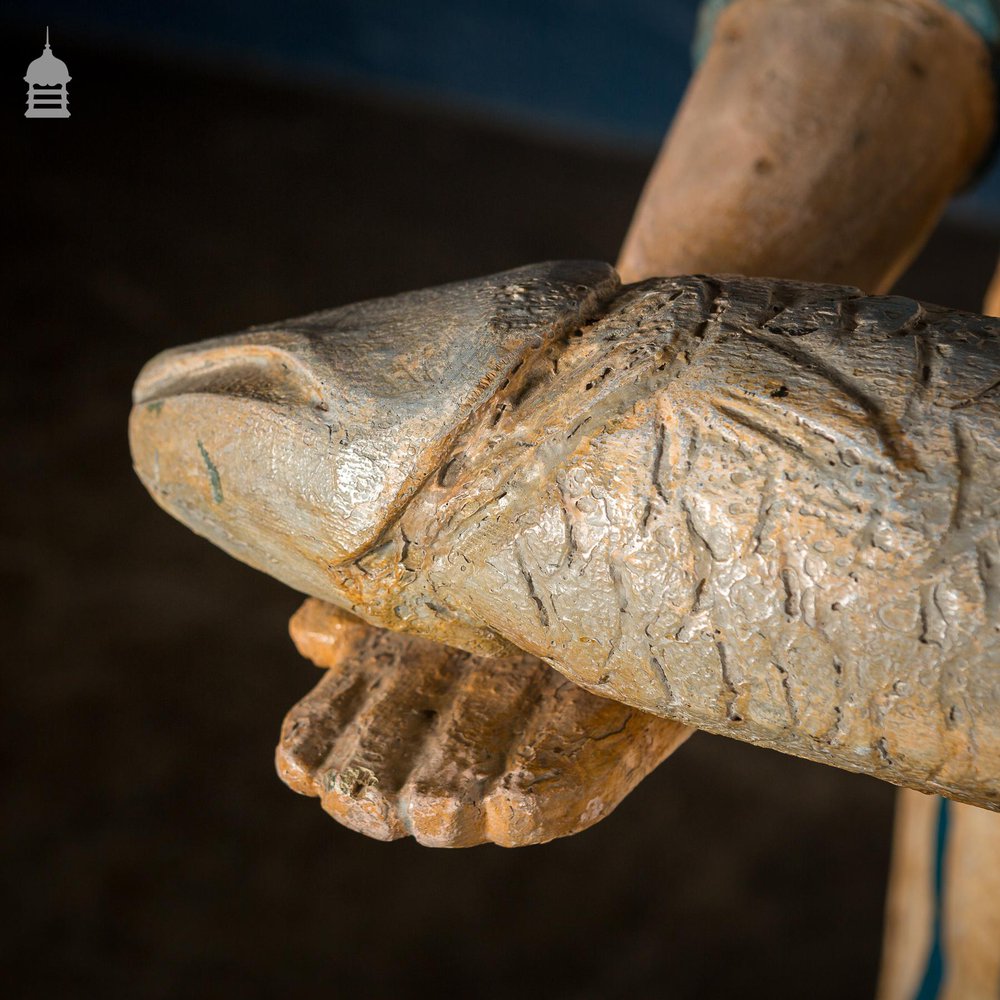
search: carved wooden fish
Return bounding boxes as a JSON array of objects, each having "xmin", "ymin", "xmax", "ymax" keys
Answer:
[{"xmin": 131, "ymin": 261, "xmax": 1000, "ymax": 809}]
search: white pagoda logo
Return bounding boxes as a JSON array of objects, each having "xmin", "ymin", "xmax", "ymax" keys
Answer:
[{"xmin": 25, "ymin": 28, "xmax": 71, "ymax": 118}]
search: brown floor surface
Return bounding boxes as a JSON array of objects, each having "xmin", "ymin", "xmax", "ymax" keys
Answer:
[{"xmin": 4, "ymin": 28, "xmax": 998, "ymax": 1000}]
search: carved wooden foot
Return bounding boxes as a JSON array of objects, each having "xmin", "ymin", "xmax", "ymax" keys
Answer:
[{"xmin": 277, "ymin": 599, "xmax": 690, "ymax": 847}]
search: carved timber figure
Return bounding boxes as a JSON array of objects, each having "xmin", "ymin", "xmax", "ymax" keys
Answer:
[
  {"xmin": 130, "ymin": 262, "xmax": 1000, "ymax": 810},
  {"xmin": 131, "ymin": 0, "xmax": 1000, "ymax": 991}
]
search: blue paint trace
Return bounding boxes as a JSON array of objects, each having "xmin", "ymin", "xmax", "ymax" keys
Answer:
[
  {"xmin": 196, "ymin": 440, "xmax": 224, "ymax": 504},
  {"xmin": 946, "ymin": 0, "xmax": 1000, "ymax": 46},
  {"xmin": 914, "ymin": 797, "xmax": 951, "ymax": 1000}
]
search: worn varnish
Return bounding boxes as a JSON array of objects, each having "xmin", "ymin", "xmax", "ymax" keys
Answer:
[
  {"xmin": 130, "ymin": 0, "xmax": 1000, "ymax": 839},
  {"xmin": 132, "ymin": 263, "xmax": 1000, "ymax": 809}
]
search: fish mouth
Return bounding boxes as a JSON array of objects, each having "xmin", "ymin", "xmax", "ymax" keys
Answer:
[
  {"xmin": 133, "ymin": 334, "xmax": 328, "ymax": 410},
  {"xmin": 129, "ymin": 331, "xmax": 370, "ymax": 606}
]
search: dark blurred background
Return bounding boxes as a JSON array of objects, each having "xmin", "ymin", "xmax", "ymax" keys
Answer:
[{"xmin": 4, "ymin": 4, "xmax": 999, "ymax": 998}]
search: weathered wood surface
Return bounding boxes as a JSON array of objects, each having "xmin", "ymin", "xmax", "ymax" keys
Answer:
[
  {"xmin": 131, "ymin": 0, "xmax": 1000, "ymax": 841},
  {"xmin": 132, "ymin": 263, "xmax": 1000, "ymax": 808},
  {"xmin": 278, "ymin": 599, "xmax": 688, "ymax": 847},
  {"xmin": 619, "ymin": 0, "xmax": 994, "ymax": 293}
]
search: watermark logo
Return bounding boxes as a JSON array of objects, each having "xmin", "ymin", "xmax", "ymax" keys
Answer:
[{"xmin": 25, "ymin": 27, "xmax": 70, "ymax": 118}]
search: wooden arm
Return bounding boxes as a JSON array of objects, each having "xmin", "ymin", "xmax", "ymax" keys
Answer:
[{"xmin": 618, "ymin": 0, "xmax": 994, "ymax": 291}]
